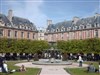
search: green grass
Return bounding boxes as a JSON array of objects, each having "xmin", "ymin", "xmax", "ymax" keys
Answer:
[
  {"xmin": 65, "ymin": 61, "xmax": 99, "ymax": 75},
  {"xmin": 0, "ymin": 61, "xmax": 41, "ymax": 75}
]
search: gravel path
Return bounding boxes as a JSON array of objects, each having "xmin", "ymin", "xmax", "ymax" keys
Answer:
[{"xmin": 15, "ymin": 62, "xmax": 88, "ymax": 75}]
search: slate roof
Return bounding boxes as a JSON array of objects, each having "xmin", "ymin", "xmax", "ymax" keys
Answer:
[
  {"xmin": 47, "ymin": 14, "xmax": 100, "ymax": 32},
  {"xmin": 0, "ymin": 14, "xmax": 37, "ymax": 31},
  {"xmin": 0, "ymin": 14, "xmax": 11, "ymax": 25}
]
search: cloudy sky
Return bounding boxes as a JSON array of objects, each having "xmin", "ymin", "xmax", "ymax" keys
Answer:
[{"xmin": 0, "ymin": 0, "xmax": 100, "ymax": 29}]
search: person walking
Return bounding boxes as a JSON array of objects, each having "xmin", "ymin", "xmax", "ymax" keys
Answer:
[{"xmin": 78, "ymin": 55, "xmax": 83, "ymax": 67}]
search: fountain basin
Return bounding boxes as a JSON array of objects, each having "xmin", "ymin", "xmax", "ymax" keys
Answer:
[{"xmin": 32, "ymin": 59, "xmax": 72, "ymax": 65}]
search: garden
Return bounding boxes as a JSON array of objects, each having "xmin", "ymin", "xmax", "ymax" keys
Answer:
[{"xmin": 0, "ymin": 38, "xmax": 100, "ymax": 75}]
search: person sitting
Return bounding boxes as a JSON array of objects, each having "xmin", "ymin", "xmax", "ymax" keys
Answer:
[
  {"xmin": 99, "ymin": 62, "xmax": 100, "ymax": 73},
  {"xmin": 0, "ymin": 56, "xmax": 4, "ymax": 72},
  {"xmin": 8, "ymin": 65, "xmax": 26, "ymax": 73},
  {"xmin": 1, "ymin": 61, "xmax": 8, "ymax": 73},
  {"xmin": 87, "ymin": 63, "xmax": 95, "ymax": 73},
  {"xmin": 19, "ymin": 65, "xmax": 26, "ymax": 72}
]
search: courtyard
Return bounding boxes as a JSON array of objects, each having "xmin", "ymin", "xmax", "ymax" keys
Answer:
[
  {"xmin": 0, "ymin": 0, "xmax": 100, "ymax": 75},
  {"xmin": 0, "ymin": 60, "xmax": 99, "ymax": 75}
]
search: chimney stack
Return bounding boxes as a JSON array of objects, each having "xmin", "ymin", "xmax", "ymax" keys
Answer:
[
  {"xmin": 47, "ymin": 20, "xmax": 52, "ymax": 26},
  {"xmin": 8, "ymin": 9, "xmax": 13, "ymax": 22},
  {"xmin": 72, "ymin": 16, "xmax": 80, "ymax": 24}
]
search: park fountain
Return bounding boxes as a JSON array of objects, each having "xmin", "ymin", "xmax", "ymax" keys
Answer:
[{"xmin": 32, "ymin": 47, "xmax": 72, "ymax": 65}]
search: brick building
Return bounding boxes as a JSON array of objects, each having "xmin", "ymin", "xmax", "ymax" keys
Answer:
[
  {"xmin": 0, "ymin": 10, "xmax": 38, "ymax": 40},
  {"xmin": 45, "ymin": 13, "xmax": 100, "ymax": 42}
]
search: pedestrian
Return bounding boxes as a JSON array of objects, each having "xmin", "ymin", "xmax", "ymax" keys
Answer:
[
  {"xmin": 99, "ymin": 62, "xmax": 100, "ymax": 73},
  {"xmin": 2, "ymin": 61, "xmax": 8, "ymax": 73},
  {"xmin": 0, "ymin": 56, "xmax": 4, "ymax": 72},
  {"xmin": 78, "ymin": 55, "xmax": 83, "ymax": 67}
]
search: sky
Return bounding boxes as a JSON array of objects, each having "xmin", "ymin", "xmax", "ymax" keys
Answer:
[{"xmin": 0, "ymin": 0, "xmax": 100, "ymax": 29}]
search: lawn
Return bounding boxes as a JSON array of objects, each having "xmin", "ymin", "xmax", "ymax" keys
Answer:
[
  {"xmin": 65, "ymin": 61, "xmax": 99, "ymax": 75},
  {"xmin": 0, "ymin": 61, "xmax": 41, "ymax": 75}
]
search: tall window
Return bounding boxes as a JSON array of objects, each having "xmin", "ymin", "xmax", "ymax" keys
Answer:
[
  {"xmin": 56, "ymin": 29, "xmax": 59, "ymax": 32},
  {"xmin": 33, "ymin": 33, "xmax": 34, "ymax": 39},
  {"xmin": 8, "ymin": 30, "xmax": 11, "ymax": 37},
  {"xmin": 95, "ymin": 23, "xmax": 98, "ymax": 27},
  {"xmin": 0, "ymin": 29, "xmax": 3, "ymax": 36},
  {"xmin": 21, "ymin": 32, "xmax": 24, "ymax": 38},
  {"xmin": 86, "ymin": 30, "xmax": 90, "ymax": 38},
  {"xmin": 95, "ymin": 30, "xmax": 98, "ymax": 38},
  {"xmin": 15, "ymin": 31, "xmax": 17, "ymax": 37},
  {"xmin": 61, "ymin": 33, "xmax": 63, "ymax": 39},
  {"xmin": 27, "ymin": 32, "xmax": 30, "ymax": 38}
]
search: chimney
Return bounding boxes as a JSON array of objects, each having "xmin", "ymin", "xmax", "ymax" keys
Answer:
[
  {"xmin": 72, "ymin": 16, "xmax": 80, "ymax": 24},
  {"xmin": 47, "ymin": 20, "xmax": 52, "ymax": 26},
  {"xmin": 8, "ymin": 9, "xmax": 13, "ymax": 22}
]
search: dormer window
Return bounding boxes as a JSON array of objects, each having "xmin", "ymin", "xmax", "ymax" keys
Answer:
[
  {"xmin": 56, "ymin": 28, "xmax": 59, "ymax": 32},
  {"xmin": 47, "ymin": 30, "xmax": 49, "ymax": 32},
  {"xmin": 22, "ymin": 26, "xmax": 24, "ymax": 29},
  {"xmin": 28, "ymin": 27, "xmax": 30, "ymax": 29},
  {"xmin": 20, "ymin": 25, "xmax": 21, "ymax": 29},
  {"xmin": 84, "ymin": 25, "xmax": 86, "ymax": 28},
  {"xmin": 25, "ymin": 26, "xmax": 26, "ymax": 29},
  {"xmin": 95, "ymin": 23, "xmax": 98, "ymax": 27},
  {"xmin": 86, "ymin": 24, "xmax": 91, "ymax": 28},
  {"xmin": 61, "ymin": 27, "xmax": 65, "ymax": 31},
  {"xmin": 72, "ymin": 26, "xmax": 75, "ymax": 30},
  {"xmin": 30, "ymin": 28, "xmax": 32, "ymax": 30},
  {"xmin": 74, "ymin": 26, "xmax": 77, "ymax": 30},
  {"xmin": 0, "ymin": 18, "xmax": 2, "ymax": 22},
  {"xmin": 79, "ymin": 25, "xmax": 84, "ymax": 29},
  {"xmin": 18, "ymin": 25, "xmax": 20, "ymax": 28},
  {"xmin": 67, "ymin": 28, "xmax": 69, "ymax": 31}
]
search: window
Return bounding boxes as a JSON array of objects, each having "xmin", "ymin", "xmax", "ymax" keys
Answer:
[
  {"xmin": 33, "ymin": 33, "xmax": 34, "ymax": 39},
  {"xmin": 86, "ymin": 24, "xmax": 91, "ymax": 29},
  {"xmin": 28, "ymin": 27, "xmax": 30, "ymax": 30},
  {"xmin": 75, "ymin": 26, "xmax": 78, "ymax": 30},
  {"xmin": 84, "ymin": 25, "xmax": 86, "ymax": 29},
  {"xmin": 8, "ymin": 30, "xmax": 11, "ymax": 37},
  {"xmin": 95, "ymin": 23, "xmax": 98, "ymax": 27},
  {"xmin": 95, "ymin": 30, "xmax": 98, "ymax": 38},
  {"xmin": 51, "ymin": 29, "xmax": 54, "ymax": 32},
  {"xmin": 0, "ymin": 29, "xmax": 3, "ymax": 36},
  {"xmin": 61, "ymin": 27, "xmax": 65, "ymax": 31},
  {"xmin": 21, "ymin": 32, "xmax": 24, "ymax": 38},
  {"xmin": 18, "ymin": 25, "xmax": 20, "ymax": 28},
  {"xmin": 25, "ymin": 26, "xmax": 26, "ymax": 29},
  {"xmin": 87, "ymin": 30, "xmax": 90, "ymax": 38},
  {"xmin": 56, "ymin": 28, "xmax": 59, "ymax": 32},
  {"xmin": 15, "ymin": 31, "xmax": 17, "ymax": 37},
  {"xmin": 61, "ymin": 33, "xmax": 63, "ymax": 39},
  {"xmin": 27, "ymin": 32, "xmax": 30, "ymax": 38},
  {"xmin": 21, "ymin": 26, "xmax": 24, "ymax": 29},
  {"xmin": 79, "ymin": 25, "xmax": 83, "ymax": 29},
  {"xmin": 67, "ymin": 27, "xmax": 71, "ymax": 31}
]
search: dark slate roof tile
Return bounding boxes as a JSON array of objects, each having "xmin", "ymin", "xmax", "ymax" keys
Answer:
[{"xmin": 0, "ymin": 14, "xmax": 11, "ymax": 25}]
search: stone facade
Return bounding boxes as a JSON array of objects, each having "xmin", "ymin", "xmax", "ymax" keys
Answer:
[
  {"xmin": 45, "ymin": 13, "xmax": 100, "ymax": 42},
  {"xmin": 0, "ymin": 10, "xmax": 38, "ymax": 40},
  {"xmin": 38, "ymin": 30, "xmax": 45, "ymax": 40}
]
